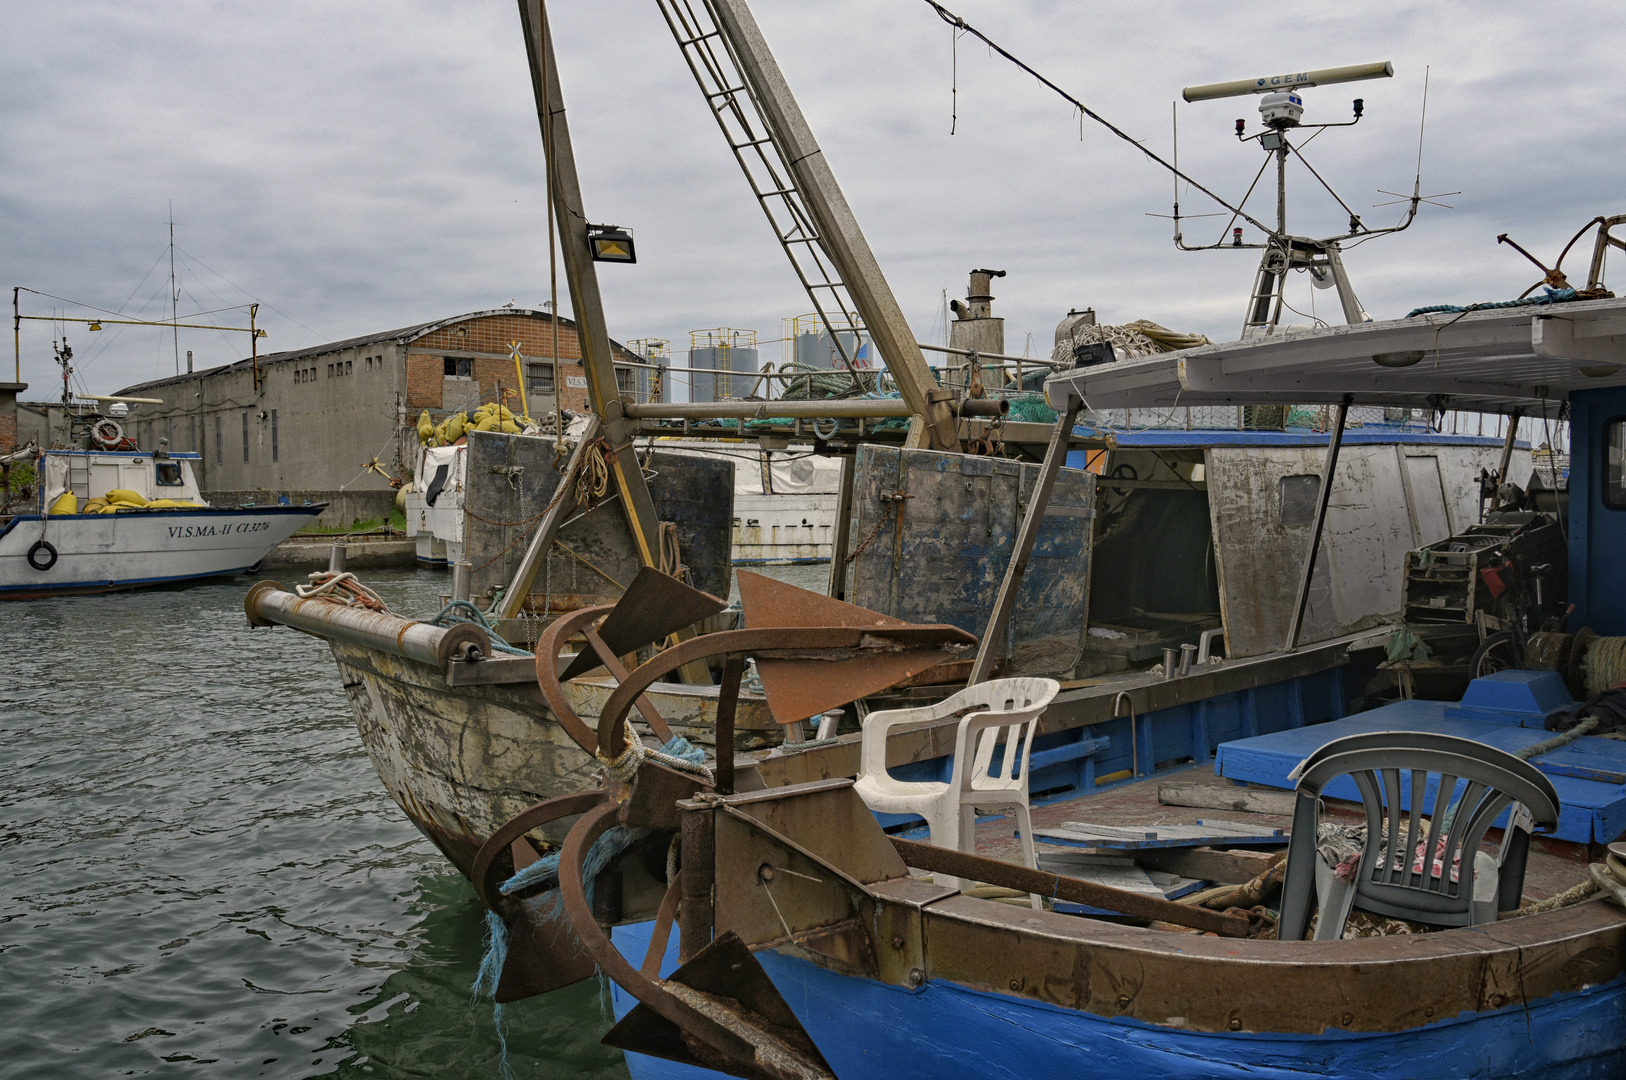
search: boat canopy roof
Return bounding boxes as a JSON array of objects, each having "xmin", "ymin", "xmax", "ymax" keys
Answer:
[{"xmin": 1045, "ymin": 296, "xmax": 1626, "ymax": 417}]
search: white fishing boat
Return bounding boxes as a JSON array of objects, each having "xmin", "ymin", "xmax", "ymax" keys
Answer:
[
  {"xmin": 1, "ymin": 446, "xmax": 323, "ymax": 599},
  {"xmin": 404, "ymin": 435, "xmax": 838, "ymax": 568}
]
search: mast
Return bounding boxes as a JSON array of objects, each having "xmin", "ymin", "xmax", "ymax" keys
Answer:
[{"xmin": 169, "ymin": 206, "xmax": 181, "ymax": 377}]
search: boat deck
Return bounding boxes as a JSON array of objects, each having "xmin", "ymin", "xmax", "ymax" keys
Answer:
[{"xmin": 943, "ymin": 670, "xmax": 1612, "ymax": 911}]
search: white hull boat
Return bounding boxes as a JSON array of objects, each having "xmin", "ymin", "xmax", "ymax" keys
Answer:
[{"xmin": 1, "ymin": 448, "xmax": 324, "ymax": 599}]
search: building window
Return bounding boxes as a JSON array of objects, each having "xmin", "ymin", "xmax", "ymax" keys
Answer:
[
  {"xmin": 527, "ymin": 362, "xmax": 555, "ymax": 395},
  {"xmin": 328, "ymin": 363, "xmax": 334, "ymax": 378},
  {"xmin": 271, "ymin": 409, "xmax": 279, "ymax": 462},
  {"xmin": 615, "ymin": 365, "xmax": 636, "ymax": 395},
  {"xmin": 346, "ymin": 359, "xmax": 353, "ymax": 375},
  {"xmin": 1607, "ymin": 419, "xmax": 1626, "ymax": 510},
  {"xmin": 1279, "ymin": 474, "xmax": 1321, "ymax": 527},
  {"xmin": 215, "ymin": 414, "xmax": 223, "ymax": 465},
  {"xmin": 444, "ymin": 356, "xmax": 473, "ymax": 378},
  {"xmin": 364, "ymin": 356, "xmax": 371, "ymax": 371},
  {"xmin": 242, "ymin": 412, "xmax": 250, "ymax": 463}
]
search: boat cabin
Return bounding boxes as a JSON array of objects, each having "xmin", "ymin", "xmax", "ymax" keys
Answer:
[{"xmin": 35, "ymin": 449, "xmax": 207, "ymax": 511}]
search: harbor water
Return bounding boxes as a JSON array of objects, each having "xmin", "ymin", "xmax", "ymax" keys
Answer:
[{"xmin": 0, "ymin": 570, "xmax": 630, "ymax": 1079}]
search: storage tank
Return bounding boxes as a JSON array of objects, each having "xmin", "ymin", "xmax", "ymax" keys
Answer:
[{"xmin": 688, "ymin": 328, "xmax": 759, "ymax": 402}]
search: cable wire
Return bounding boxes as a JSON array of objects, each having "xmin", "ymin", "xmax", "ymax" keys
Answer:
[{"xmin": 921, "ymin": 0, "xmax": 1271, "ymax": 235}]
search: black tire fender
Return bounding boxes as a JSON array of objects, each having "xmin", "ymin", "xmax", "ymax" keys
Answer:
[{"xmin": 27, "ymin": 539, "xmax": 58, "ymax": 571}]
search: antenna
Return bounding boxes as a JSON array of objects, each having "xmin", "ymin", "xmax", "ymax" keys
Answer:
[{"xmin": 1376, "ymin": 68, "xmax": 1459, "ymax": 212}]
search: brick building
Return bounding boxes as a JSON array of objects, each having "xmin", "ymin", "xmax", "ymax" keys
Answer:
[
  {"xmin": 0, "ymin": 382, "xmax": 24, "ymax": 454},
  {"xmin": 108, "ymin": 307, "xmax": 643, "ymax": 491}
]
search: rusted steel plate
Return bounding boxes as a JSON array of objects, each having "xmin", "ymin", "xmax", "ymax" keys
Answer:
[
  {"xmin": 463, "ymin": 431, "xmax": 733, "ymax": 607},
  {"xmin": 559, "ymin": 566, "xmax": 726, "ymax": 681},
  {"xmin": 841, "ymin": 445, "xmax": 1095, "ymax": 676},
  {"xmin": 719, "ymin": 783, "xmax": 908, "ymax": 887},
  {"xmin": 737, "ymin": 570, "xmax": 908, "ymax": 629},
  {"xmin": 902, "ymin": 891, "xmax": 1625, "ymax": 1035},
  {"xmin": 737, "ymin": 572, "xmax": 969, "ymax": 722},
  {"xmin": 596, "ymin": 626, "xmax": 976, "ymax": 759},
  {"xmin": 496, "ymin": 900, "xmax": 598, "ymax": 1002}
]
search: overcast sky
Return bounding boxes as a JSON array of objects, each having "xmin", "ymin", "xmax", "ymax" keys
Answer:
[{"xmin": 4, "ymin": 0, "xmax": 1623, "ymax": 398}]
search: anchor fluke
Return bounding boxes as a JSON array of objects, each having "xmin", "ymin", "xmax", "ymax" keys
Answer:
[{"xmin": 603, "ymin": 931, "xmax": 836, "ymax": 1080}]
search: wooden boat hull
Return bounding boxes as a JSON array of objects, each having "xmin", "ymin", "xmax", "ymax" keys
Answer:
[{"xmin": 327, "ymin": 638, "xmax": 778, "ymax": 875}]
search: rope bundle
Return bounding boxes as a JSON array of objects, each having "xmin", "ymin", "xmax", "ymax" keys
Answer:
[{"xmin": 294, "ymin": 571, "xmax": 389, "ymax": 612}]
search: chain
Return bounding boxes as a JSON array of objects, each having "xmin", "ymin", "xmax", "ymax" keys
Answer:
[{"xmin": 844, "ymin": 491, "xmax": 912, "ymax": 563}]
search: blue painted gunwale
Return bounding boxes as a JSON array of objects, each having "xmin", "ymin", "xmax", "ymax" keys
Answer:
[
  {"xmin": 0, "ymin": 503, "xmax": 325, "ymax": 540},
  {"xmin": 610, "ymin": 920, "xmax": 1626, "ymax": 1080},
  {"xmin": 1069, "ymin": 427, "xmax": 1517, "ymax": 449}
]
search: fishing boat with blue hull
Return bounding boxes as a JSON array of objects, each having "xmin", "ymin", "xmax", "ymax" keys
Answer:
[
  {"xmin": 447, "ymin": 289, "xmax": 1626, "ymax": 1080},
  {"xmin": 1, "ymin": 447, "xmax": 323, "ymax": 599}
]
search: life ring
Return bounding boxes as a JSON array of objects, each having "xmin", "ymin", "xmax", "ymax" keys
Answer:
[
  {"xmin": 91, "ymin": 418, "xmax": 125, "ymax": 450},
  {"xmin": 26, "ymin": 540, "xmax": 58, "ymax": 571}
]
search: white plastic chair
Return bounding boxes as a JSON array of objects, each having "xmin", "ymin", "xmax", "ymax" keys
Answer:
[{"xmin": 854, "ymin": 677, "xmax": 1060, "ymax": 908}]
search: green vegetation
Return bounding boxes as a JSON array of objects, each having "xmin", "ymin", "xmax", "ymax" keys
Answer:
[{"xmin": 298, "ymin": 509, "xmax": 408, "ymax": 535}]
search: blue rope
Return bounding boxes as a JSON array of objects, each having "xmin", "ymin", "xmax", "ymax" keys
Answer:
[
  {"xmin": 470, "ymin": 908, "xmax": 516, "ymax": 1080},
  {"xmin": 659, "ymin": 734, "xmax": 707, "ymax": 767},
  {"xmin": 1406, "ymin": 286, "xmax": 1578, "ymax": 319},
  {"xmin": 425, "ymin": 599, "xmax": 532, "ymax": 657}
]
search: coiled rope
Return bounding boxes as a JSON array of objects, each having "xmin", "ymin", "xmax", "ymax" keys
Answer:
[
  {"xmin": 1585, "ymin": 636, "xmax": 1626, "ymax": 698},
  {"xmin": 423, "ymin": 600, "xmax": 532, "ymax": 657}
]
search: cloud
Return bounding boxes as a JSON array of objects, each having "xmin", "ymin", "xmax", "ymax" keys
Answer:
[{"xmin": 1, "ymin": 0, "xmax": 1620, "ymax": 395}]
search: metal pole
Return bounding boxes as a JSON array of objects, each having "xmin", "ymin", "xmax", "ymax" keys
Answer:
[
  {"xmin": 250, "ymin": 303, "xmax": 260, "ymax": 394},
  {"xmin": 708, "ymin": 0, "xmax": 958, "ymax": 450},
  {"xmin": 826, "ymin": 453, "xmax": 856, "ymax": 601},
  {"xmin": 1285, "ymin": 394, "xmax": 1351, "ymax": 651},
  {"xmin": 518, "ymin": 0, "xmax": 667, "ymax": 571},
  {"xmin": 12, "ymin": 287, "xmax": 19, "ymax": 382},
  {"xmin": 968, "ymin": 394, "xmax": 1085, "ymax": 685},
  {"xmin": 1495, "ymin": 406, "xmax": 1524, "ymax": 504},
  {"xmin": 497, "ymin": 415, "xmax": 601, "ymax": 621}
]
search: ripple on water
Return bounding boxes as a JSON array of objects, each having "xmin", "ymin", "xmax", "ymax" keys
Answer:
[{"xmin": 0, "ymin": 570, "xmax": 628, "ymax": 1079}]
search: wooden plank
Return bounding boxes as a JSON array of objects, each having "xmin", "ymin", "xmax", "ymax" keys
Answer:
[
  {"xmin": 1130, "ymin": 845, "xmax": 1281, "ymax": 885},
  {"xmin": 1157, "ymin": 781, "xmax": 1297, "ymax": 816},
  {"xmin": 1034, "ymin": 820, "xmax": 1285, "ymax": 850}
]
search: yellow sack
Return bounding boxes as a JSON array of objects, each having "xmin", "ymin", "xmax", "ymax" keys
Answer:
[
  {"xmin": 104, "ymin": 488, "xmax": 148, "ymax": 506},
  {"xmin": 97, "ymin": 504, "xmax": 126, "ymax": 513},
  {"xmin": 499, "ymin": 420, "xmax": 521, "ymax": 434},
  {"xmin": 446, "ymin": 414, "xmax": 467, "ymax": 442},
  {"xmin": 82, "ymin": 498, "xmax": 109, "ymax": 513},
  {"xmin": 475, "ymin": 416, "xmax": 498, "ymax": 432},
  {"xmin": 146, "ymin": 499, "xmax": 204, "ymax": 509},
  {"xmin": 50, "ymin": 492, "xmax": 78, "ymax": 515}
]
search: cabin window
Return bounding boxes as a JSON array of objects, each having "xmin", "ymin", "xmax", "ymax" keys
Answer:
[
  {"xmin": 1279, "ymin": 474, "xmax": 1321, "ymax": 527},
  {"xmin": 527, "ymin": 362, "xmax": 555, "ymax": 395},
  {"xmin": 156, "ymin": 462, "xmax": 184, "ymax": 486},
  {"xmin": 444, "ymin": 356, "xmax": 473, "ymax": 378},
  {"xmin": 1607, "ymin": 419, "xmax": 1626, "ymax": 510}
]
